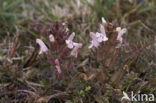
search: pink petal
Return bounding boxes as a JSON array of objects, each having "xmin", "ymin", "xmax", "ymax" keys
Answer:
[
  {"xmin": 90, "ymin": 32, "xmax": 96, "ymax": 39},
  {"xmin": 100, "ymin": 24, "xmax": 106, "ymax": 36},
  {"xmin": 71, "ymin": 43, "xmax": 82, "ymax": 58},
  {"xmin": 36, "ymin": 39, "xmax": 48, "ymax": 55},
  {"xmin": 71, "ymin": 47, "xmax": 78, "ymax": 58},
  {"xmin": 120, "ymin": 28, "xmax": 127, "ymax": 35},
  {"xmin": 55, "ymin": 59, "xmax": 61, "ymax": 74},
  {"xmin": 88, "ymin": 43, "xmax": 93, "ymax": 49},
  {"xmin": 117, "ymin": 28, "xmax": 127, "ymax": 44},
  {"xmin": 66, "ymin": 32, "xmax": 76, "ymax": 49},
  {"xmin": 89, "ymin": 32, "xmax": 100, "ymax": 48},
  {"xmin": 68, "ymin": 32, "xmax": 75, "ymax": 41},
  {"xmin": 66, "ymin": 40, "xmax": 74, "ymax": 49}
]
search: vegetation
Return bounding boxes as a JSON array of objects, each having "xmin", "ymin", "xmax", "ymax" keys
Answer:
[{"xmin": 0, "ymin": 0, "xmax": 156, "ymax": 103}]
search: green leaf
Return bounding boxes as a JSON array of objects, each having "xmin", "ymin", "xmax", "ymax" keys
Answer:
[
  {"xmin": 0, "ymin": 12, "xmax": 26, "ymax": 18},
  {"xmin": 85, "ymin": 86, "xmax": 91, "ymax": 91},
  {"xmin": 79, "ymin": 90, "xmax": 85, "ymax": 96},
  {"xmin": 137, "ymin": 6, "xmax": 155, "ymax": 14}
]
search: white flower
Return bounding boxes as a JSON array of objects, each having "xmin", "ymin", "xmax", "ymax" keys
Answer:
[
  {"xmin": 101, "ymin": 17, "xmax": 107, "ymax": 24},
  {"xmin": 116, "ymin": 27, "xmax": 127, "ymax": 44},
  {"xmin": 49, "ymin": 34, "xmax": 55, "ymax": 42},
  {"xmin": 36, "ymin": 39, "xmax": 48, "ymax": 55},
  {"xmin": 116, "ymin": 27, "xmax": 121, "ymax": 32}
]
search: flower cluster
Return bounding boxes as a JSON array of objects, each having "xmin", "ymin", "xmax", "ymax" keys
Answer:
[
  {"xmin": 36, "ymin": 22, "xmax": 82, "ymax": 77},
  {"xmin": 65, "ymin": 32, "xmax": 82, "ymax": 58},
  {"xmin": 36, "ymin": 19, "xmax": 127, "ymax": 75},
  {"xmin": 89, "ymin": 17, "xmax": 127, "ymax": 49},
  {"xmin": 89, "ymin": 24, "xmax": 108, "ymax": 48}
]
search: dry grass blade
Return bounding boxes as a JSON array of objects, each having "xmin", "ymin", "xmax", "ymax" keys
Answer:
[
  {"xmin": 17, "ymin": 90, "xmax": 38, "ymax": 96},
  {"xmin": 38, "ymin": 92, "xmax": 67, "ymax": 103},
  {"xmin": 80, "ymin": 72, "xmax": 97, "ymax": 81},
  {"xmin": 8, "ymin": 35, "xmax": 18, "ymax": 60}
]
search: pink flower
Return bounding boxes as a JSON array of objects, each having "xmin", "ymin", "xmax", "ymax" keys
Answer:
[
  {"xmin": 66, "ymin": 32, "xmax": 83, "ymax": 58},
  {"xmin": 96, "ymin": 32, "xmax": 108, "ymax": 42},
  {"xmin": 89, "ymin": 25, "xmax": 108, "ymax": 49},
  {"xmin": 116, "ymin": 27, "xmax": 127, "ymax": 44},
  {"xmin": 99, "ymin": 24, "xmax": 108, "ymax": 42},
  {"xmin": 55, "ymin": 59, "xmax": 61, "ymax": 74},
  {"xmin": 89, "ymin": 32, "xmax": 100, "ymax": 48},
  {"xmin": 66, "ymin": 32, "xmax": 76, "ymax": 49},
  {"xmin": 71, "ymin": 43, "xmax": 82, "ymax": 58},
  {"xmin": 36, "ymin": 39, "xmax": 48, "ymax": 55}
]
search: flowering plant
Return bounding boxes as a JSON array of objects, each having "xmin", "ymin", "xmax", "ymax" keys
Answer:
[
  {"xmin": 37, "ymin": 21, "xmax": 82, "ymax": 79},
  {"xmin": 89, "ymin": 18, "xmax": 127, "ymax": 70}
]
